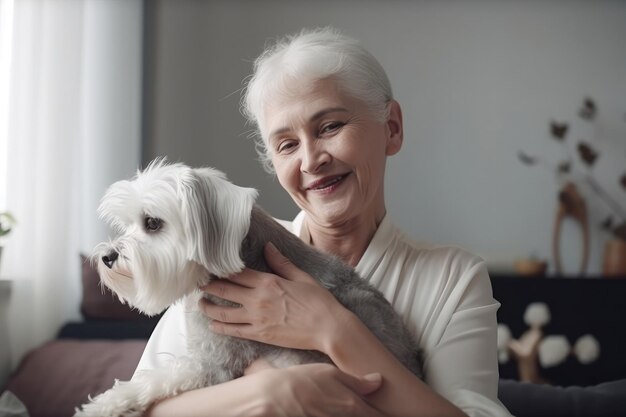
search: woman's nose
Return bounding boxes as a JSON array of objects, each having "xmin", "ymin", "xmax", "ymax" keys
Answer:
[{"xmin": 300, "ymin": 141, "xmax": 331, "ymax": 174}]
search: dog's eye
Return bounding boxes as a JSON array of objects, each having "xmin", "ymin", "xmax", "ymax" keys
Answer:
[{"xmin": 144, "ymin": 216, "xmax": 163, "ymax": 232}]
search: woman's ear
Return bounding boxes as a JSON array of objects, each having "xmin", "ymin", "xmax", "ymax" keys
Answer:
[{"xmin": 385, "ymin": 100, "xmax": 403, "ymax": 156}]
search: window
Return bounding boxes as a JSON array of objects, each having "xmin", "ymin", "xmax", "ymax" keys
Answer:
[{"xmin": 0, "ymin": 0, "xmax": 14, "ymax": 209}]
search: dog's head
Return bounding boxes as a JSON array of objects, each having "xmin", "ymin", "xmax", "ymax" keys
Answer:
[{"xmin": 94, "ymin": 158, "xmax": 258, "ymax": 315}]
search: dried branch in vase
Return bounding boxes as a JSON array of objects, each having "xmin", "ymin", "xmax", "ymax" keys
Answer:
[{"xmin": 518, "ymin": 97, "xmax": 626, "ymax": 241}]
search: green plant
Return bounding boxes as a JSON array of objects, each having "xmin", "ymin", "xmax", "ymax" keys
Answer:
[
  {"xmin": 0, "ymin": 211, "xmax": 16, "ymax": 238},
  {"xmin": 518, "ymin": 97, "xmax": 626, "ymax": 240}
]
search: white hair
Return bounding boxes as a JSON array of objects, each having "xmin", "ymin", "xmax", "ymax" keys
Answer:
[{"xmin": 242, "ymin": 27, "xmax": 394, "ymax": 174}]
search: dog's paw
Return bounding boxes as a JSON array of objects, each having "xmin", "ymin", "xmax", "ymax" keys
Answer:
[{"xmin": 73, "ymin": 384, "xmax": 146, "ymax": 417}]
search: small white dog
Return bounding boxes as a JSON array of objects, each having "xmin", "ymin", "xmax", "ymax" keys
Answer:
[{"xmin": 75, "ymin": 159, "xmax": 420, "ymax": 417}]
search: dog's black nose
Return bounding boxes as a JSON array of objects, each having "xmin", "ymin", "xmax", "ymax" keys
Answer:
[{"xmin": 102, "ymin": 251, "xmax": 119, "ymax": 269}]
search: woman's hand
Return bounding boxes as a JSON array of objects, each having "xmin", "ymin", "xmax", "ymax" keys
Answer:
[
  {"xmin": 249, "ymin": 362, "xmax": 386, "ymax": 417},
  {"xmin": 199, "ymin": 242, "xmax": 350, "ymax": 352}
]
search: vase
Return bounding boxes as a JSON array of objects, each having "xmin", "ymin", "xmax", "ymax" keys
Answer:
[
  {"xmin": 602, "ymin": 239, "xmax": 626, "ymax": 277},
  {"xmin": 552, "ymin": 182, "xmax": 589, "ymax": 275}
]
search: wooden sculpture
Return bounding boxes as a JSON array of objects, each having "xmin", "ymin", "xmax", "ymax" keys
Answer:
[{"xmin": 552, "ymin": 182, "xmax": 589, "ymax": 275}]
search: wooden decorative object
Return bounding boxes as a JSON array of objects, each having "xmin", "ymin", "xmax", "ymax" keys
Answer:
[
  {"xmin": 508, "ymin": 327, "xmax": 548, "ymax": 384},
  {"xmin": 514, "ymin": 259, "xmax": 548, "ymax": 276},
  {"xmin": 552, "ymin": 182, "xmax": 589, "ymax": 275},
  {"xmin": 603, "ymin": 238, "xmax": 626, "ymax": 276}
]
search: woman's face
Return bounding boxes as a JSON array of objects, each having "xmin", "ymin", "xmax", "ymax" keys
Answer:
[{"xmin": 261, "ymin": 78, "xmax": 403, "ymax": 229}]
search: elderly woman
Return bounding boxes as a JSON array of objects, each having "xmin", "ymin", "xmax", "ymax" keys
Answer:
[{"xmin": 140, "ymin": 28, "xmax": 511, "ymax": 417}]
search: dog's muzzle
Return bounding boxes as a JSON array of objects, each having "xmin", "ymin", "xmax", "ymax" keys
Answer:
[{"xmin": 102, "ymin": 251, "xmax": 119, "ymax": 269}]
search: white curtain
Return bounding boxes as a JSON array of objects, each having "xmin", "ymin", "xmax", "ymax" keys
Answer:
[{"xmin": 0, "ymin": 0, "xmax": 142, "ymax": 378}]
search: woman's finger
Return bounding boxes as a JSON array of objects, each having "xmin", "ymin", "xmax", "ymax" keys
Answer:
[
  {"xmin": 264, "ymin": 242, "xmax": 317, "ymax": 284},
  {"xmin": 200, "ymin": 278, "xmax": 250, "ymax": 304},
  {"xmin": 337, "ymin": 371, "xmax": 383, "ymax": 397},
  {"xmin": 280, "ymin": 364, "xmax": 386, "ymax": 417},
  {"xmin": 226, "ymin": 268, "xmax": 269, "ymax": 288},
  {"xmin": 198, "ymin": 298, "xmax": 249, "ymax": 324},
  {"xmin": 243, "ymin": 358, "xmax": 276, "ymax": 376}
]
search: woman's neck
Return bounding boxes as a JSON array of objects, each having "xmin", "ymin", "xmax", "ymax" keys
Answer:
[{"xmin": 303, "ymin": 210, "xmax": 385, "ymax": 267}]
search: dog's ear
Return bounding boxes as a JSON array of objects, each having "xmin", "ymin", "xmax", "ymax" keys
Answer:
[{"xmin": 181, "ymin": 167, "xmax": 258, "ymax": 276}]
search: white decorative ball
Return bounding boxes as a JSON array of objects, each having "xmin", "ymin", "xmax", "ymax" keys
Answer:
[
  {"xmin": 574, "ymin": 334, "xmax": 601, "ymax": 364},
  {"xmin": 497, "ymin": 324, "xmax": 512, "ymax": 349},
  {"xmin": 524, "ymin": 302, "xmax": 551, "ymax": 328},
  {"xmin": 497, "ymin": 324, "xmax": 512, "ymax": 364},
  {"xmin": 539, "ymin": 335, "xmax": 570, "ymax": 368}
]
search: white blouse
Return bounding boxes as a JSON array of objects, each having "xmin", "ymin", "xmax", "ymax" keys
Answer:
[{"xmin": 134, "ymin": 212, "xmax": 512, "ymax": 417}]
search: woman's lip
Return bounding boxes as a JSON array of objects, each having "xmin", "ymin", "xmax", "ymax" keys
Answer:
[{"xmin": 306, "ymin": 173, "xmax": 350, "ymax": 191}]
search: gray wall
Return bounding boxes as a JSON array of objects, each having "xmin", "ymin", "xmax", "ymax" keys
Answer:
[{"xmin": 143, "ymin": 0, "xmax": 626, "ymax": 275}]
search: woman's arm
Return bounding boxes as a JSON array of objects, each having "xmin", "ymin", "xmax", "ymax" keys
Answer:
[
  {"xmin": 201, "ymin": 243, "xmax": 467, "ymax": 417},
  {"xmin": 324, "ymin": 308, "xmax": 466, "ymax": 417},
  {"xmin": 145, "ymin": 363, "xmax": 384, "ymax": 417}
]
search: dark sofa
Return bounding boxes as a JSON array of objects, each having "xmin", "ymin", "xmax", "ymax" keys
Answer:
[{"xmin": 2, "ymin": 263, "xmax": 626, "ymax": 417}]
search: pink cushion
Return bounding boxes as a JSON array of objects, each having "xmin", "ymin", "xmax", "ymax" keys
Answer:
[{"xmin": 4, "ymin": 339, "xmax": 146, "ymax": 417}]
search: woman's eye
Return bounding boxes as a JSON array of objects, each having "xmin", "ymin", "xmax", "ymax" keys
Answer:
[
  {"xmin": 144, "ymin": 216, "xmax": 163, "ymax": 232},
  {"xmin": 320, "ymin": 122, "xmax": 345, "ymax": 135},
  {"xmin": 277, "ymin": 140, "xmax": 297, "ymax": 154}
]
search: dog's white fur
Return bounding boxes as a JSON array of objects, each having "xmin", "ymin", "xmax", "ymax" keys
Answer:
[{"xmin": 74, "ymin": 159, "xmax": 420, "ymax": 417}]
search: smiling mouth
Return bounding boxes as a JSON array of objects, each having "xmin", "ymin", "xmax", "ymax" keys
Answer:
[{"xmin": 306, "ymin": 173, "xmax": 350, "ymax": 191}]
